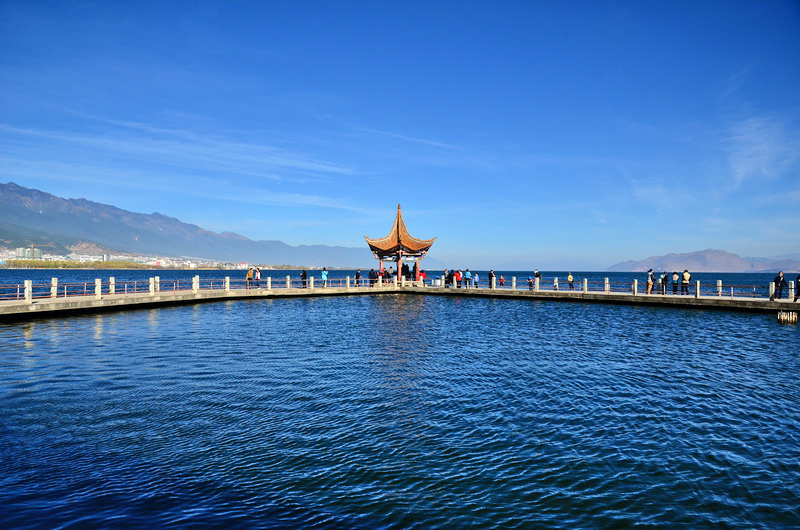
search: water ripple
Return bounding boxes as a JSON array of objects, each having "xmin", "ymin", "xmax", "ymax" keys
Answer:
[{"xmin": 1, "ymin": 296, "xmax": 798, "ymax": 527}]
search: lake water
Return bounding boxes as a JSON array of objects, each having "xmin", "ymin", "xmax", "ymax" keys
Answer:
[{"xmin": 1, "ymin": 282, "xmax": 799, "ymax": 527}]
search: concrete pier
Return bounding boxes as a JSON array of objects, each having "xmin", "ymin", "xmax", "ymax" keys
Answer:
[{"xmin": 0, "ymin": 277, "xmax": 796, "ymax": 321}]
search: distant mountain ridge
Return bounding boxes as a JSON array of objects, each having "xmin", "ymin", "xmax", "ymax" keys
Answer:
[
  {"xmin": 607, "ymin": 249, "xmax": 800, "ymax": 273},
  {"xmin": 0, "ymin": 182, "xmax": 374, "ymax": 267}
]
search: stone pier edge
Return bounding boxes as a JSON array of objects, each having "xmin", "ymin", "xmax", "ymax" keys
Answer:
[{"xmin": 0, "ymin": 284, "xmax": 796, "ymax": 322}]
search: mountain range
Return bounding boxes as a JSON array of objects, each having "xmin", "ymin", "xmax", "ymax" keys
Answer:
[
  {"xmin": 607, "ymin": 249, "xmax": 800, "ymax": 273},
  {"xmin": 0, "ymin": 182, "xmax": 374, "ymax": 267},
  {"xmin": 2, "ymin": 182, "xmax": 797, "ymax": 272}
]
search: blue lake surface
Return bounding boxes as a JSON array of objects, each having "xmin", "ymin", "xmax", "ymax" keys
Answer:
[{"xmin": 1, "ymin": 286, "xmax": 799, "ymax": 527}]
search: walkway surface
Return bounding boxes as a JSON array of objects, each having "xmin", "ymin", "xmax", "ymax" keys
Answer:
[{"xmin": 1, "ymin": 283, "xmax": 796, "ymax": 321}]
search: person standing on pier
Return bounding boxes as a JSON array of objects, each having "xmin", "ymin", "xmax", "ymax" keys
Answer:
[
  {"xmin": 499, "ymin": 275, "xmax": 505, "ymax": 288},
  {"xmin": 796, "ymin": 273, "xmax": 800, "ymax": 302},
  {"xmin": 527, "ymin": 276, "xmax": 534, "ymax": 290},
  {"xmin": 672, "ymin": 271, "xmax": 679, "ymax": 294},
  {"xmin": 321, "ymin": 267, "xmax": 328, "ymax": 287},
  {"xmin": 646, "ymin": 269, "xmax": 654, "ymax": 295},
  {"xmin": 254, "ymin": 268, "xmax": 261, "ymax": 288},
  {"xmin": 473, "ymin": 272, "xmax": 479, "ymax": 288},
  {"xmin": 681, "ymin": 270, "xmax": 691, "ymax": 295},
  {"xmin": 401, "ymin": 262, "xmax": 410, "ymax": 280},
  {"xmin": 464, "ymin": 269, "xmax": 472, "ymax": 288},
  {"xmin": 368, "ymin": 269, "xmax": 376, "ymax": 286},
  {"xmin": 245, "ymin": 267, "xmax": 254, "ymax": 289},
  {"xmin": 660, "ymin": 272, "xmax": 668, "ymax": 295},
  {"xmin": 772, "ymin": 271, "xmax": 788, "ymax": 300},
  {"xmin": 568, "ymin": 273, "xmax": 574, "ymax": 291},
  {"xmin": 795, "ymin": 273, "xmax": 799, "ymax": 301},
  {"xmin": 355, "ymin": 269, "xmax": 362, "ymax": 287},
  {"xmin": 301, "ymin": 269, "xmax": 308, "ymax": 288}
]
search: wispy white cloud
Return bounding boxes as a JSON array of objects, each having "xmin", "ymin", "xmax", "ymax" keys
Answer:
[
  {"xmin": 355, "ymin": 126, "xmax": 464, "ymax": 150},
  {"xmin": 724, "ymin": 113, "xmax": 800, "ymax": 187},
  {"xmin": 0, "ymin": 121, "xmax": 355, "ymax": 182},
  {"xmin": 0, "ymin": 153, "xmax": 375, "ymax": 214},
  {"xmin": 630, "ymin": 179, "xmax": 678, "ymax": 209}
]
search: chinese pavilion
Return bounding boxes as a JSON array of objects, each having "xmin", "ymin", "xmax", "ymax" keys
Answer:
[{"xmin": 365, "ymin": 204, "xmax": 436, "ymax": 281}]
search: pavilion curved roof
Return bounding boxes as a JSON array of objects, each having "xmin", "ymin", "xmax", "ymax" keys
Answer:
[{"xmin": 365, "ymin": 204, "xmax": 436, "ymax": 257}]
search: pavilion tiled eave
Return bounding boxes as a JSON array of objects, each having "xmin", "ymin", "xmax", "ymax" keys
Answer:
[
  {"xmin": 364, "ymin": 205, "xmax": 435, "ymax": 258},
  {"xmin": 364, "ymin": 205, "xmax": 435, "ymax": 280}
]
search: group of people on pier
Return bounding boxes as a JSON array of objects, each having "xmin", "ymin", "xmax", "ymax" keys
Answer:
[
  {"xmin": 299, "ymin": 268, "xmax": 329, "ymax": 288},
  {"xmin": 244, "ymin": 267, "xmax": 261, "ymax": 289},
  {"xmin": 441, "ymin": 269, "xmax": 498, "ymax": 288},
  {"xmin": 644, "ymin": 269, "xmax": 694, "ymax": 295},
  {"xmin": 294, "ymin": 267, "xmax": 434, "ymax": 288},
  {"xmin": 244, "ymin": 267, "xmax": 799, "ymax": 300}
]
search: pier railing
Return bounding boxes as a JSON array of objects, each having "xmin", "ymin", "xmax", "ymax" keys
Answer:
[
  {"xmin": 1, "ymin": 275, "xmax": 404, "ymax": 302},
  {"xmin": 1, "ymin": 275, "xmax": 796, "ymax": 304}
]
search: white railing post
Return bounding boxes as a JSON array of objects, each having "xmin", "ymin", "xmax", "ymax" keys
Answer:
[
  {"xmin": 554, "ymin": 277, "xmax": 559, "ymax": 291},
  {"xmin": 310, "ymin": 277, "xmax": 315, "ymax": 289},
  {"xmin": 400, "ymin": 275, "xmax": 405, "ymax": 287},
  {"xmin": 378, "ymin": 275, "xmax": 383, "ymax": 287},
  {"xmin": 583, "ymin": 278, "xmax": 588, "ymax": 293},
  {"xmin": 717, "ymin": 280, "xmax": 722, "ymax": 297},
  {"xmin": 535, "ymin": 277, "xmax": 540, "ymax": 292},
  {"xmin": 394, "ymin": 275, "xmax": 398, "ymax": 287},
  {"xmin": 512, "ymin": 277, "xmax": 516, "ymax": 290},
  {"xmin": 633, "ymin": 279, "xmax": 638, "ymax": 296},
  {"xmin": 192, "ymin": 276, "xmax": 199, "ymax": 293},
  {"xmin": 109, "ymin": 277, "xmax": 115, "ymax": 295},
  {"xmin": 695, "ymin": 280, "xmax": 700, "ymax": 299},
  {"xmin": 491, "ymin": 277, "xmax": 496, "ymax": 290},
  {"xmin": 95, "ymin": 279, "xmax": 102, "ymax": 300},
  {"xmin": 789, "ymin": 281, "xmax": 795, "ymax": 302},
  {"xmin": 155, "ymin": 276, "xmax": 160, "ymax": 293},
  {"xmin": 51, "ymin": 278, "xmax": 58, "ymax": 298},
  {"xmin": 346, "ymin": 276, "xmax": 351, "ymax": 288},
  {"xmin": 769, "ymin": 282, "xmax": 775, "ymax": 300},
  {"xmin": 24, "ymin": 280, "xmax": 33, "ymax": 304},
  {"xmin": 286, "ymin": 275, "xmax": 291, "ymax": 289},
  {"xmin": 604, "ymin": 277, "xmax": 610, "ymax": 293},
  {"xmin": 149, "ymin": 278, "xmax": 155, "ymax": 296},
  {"xmin": 225, "ymin": 277, "xmax": 230, "ymax": 291},
  {"xmin": 267, "ymin": 277, "xmax": 272, "ymax": 290}
]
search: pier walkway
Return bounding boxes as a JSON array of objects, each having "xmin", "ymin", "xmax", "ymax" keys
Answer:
[{"xmin": 0, "ymin": 275, "xmax": 796, "ymax": 321}]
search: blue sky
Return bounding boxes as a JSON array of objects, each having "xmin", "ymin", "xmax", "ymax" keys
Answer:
[{"xmin": 1, "ymin": 1, "xmax": 799, "ymax": 269}]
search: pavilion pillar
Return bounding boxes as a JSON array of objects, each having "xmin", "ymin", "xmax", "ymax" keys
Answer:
[{"xmin": 397, "ymin": 251, "xmax": 403, "ymax": 284}]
